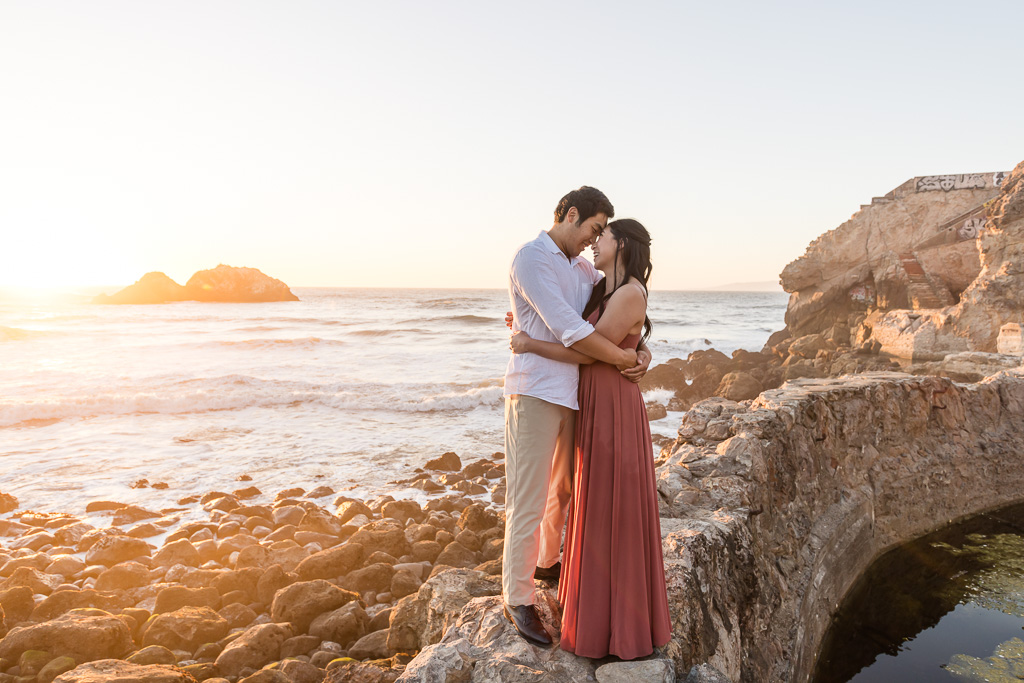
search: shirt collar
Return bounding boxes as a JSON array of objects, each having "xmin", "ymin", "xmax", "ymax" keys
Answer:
[{"xmin": 538, "ymin": 230, "xmax": 585, "ymax": 268}]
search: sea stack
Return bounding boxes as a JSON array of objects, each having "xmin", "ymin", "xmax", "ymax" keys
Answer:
[
  {"xmin": 92, "ymin": 272, "xmax": 188, "ymax": 305},
  {"xmin": 184, "ymin": 265, "xmax": 299, "ymax": 303},
  {"xmin": 93, "ymin": 265, "xmax": 299, "ymax": 304}
]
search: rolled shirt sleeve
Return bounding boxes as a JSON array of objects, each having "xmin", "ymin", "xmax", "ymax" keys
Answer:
[{"xmin": 512, "ymin": 249, "xmax": 595, "ymax": 347}]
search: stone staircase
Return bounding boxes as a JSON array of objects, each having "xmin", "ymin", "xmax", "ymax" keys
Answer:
[{"xmin": 900, "ymin": 253, "xmax": 955, "ymax": 309}]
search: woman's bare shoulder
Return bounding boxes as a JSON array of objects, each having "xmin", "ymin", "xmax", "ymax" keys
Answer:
[{"xmin": 606, "ymin": 279, "xmax": 647, "ymax": 309}]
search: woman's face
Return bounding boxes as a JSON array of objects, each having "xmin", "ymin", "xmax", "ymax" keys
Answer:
[{"xmin": 591, "ymin": 227, "xmax": 619, "ymax": 272}]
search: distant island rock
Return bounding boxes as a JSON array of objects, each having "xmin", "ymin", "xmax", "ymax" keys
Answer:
[{"xmin": 93, "ymin": 265, "xmax": 299, "ymax": 304}]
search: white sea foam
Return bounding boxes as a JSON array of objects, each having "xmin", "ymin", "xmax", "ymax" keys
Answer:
[{"xmin": 0, "ymin": 287, "xmax": 788, "ymax": 513}]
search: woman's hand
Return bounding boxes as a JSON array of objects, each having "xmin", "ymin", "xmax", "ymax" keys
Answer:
[
  {"xmin": 509, "ymin": 331, "xmax": 533, "ymax": 354},
  {"xmin": 505, "ymin": 311, "xmax": 514, "ymax": 329}
]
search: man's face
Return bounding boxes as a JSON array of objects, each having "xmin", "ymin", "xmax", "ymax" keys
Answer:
[{"xmin": 567, "ymin": 210, "xmax": 608, "ymax": 258}]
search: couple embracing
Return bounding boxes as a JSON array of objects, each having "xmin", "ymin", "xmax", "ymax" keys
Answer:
[{"xmin": 501, "ymin": 185, "xmax": 671, "ymax": 659}]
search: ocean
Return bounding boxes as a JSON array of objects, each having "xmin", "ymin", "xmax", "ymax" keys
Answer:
[{"xmin": 0, "ymin": 288, "xmax": 788, "ymax": 515}]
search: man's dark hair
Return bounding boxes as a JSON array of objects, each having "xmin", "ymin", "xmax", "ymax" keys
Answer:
[{"xmin": 553, "ymin": 186, "xmax": 614, "ymax": 225}]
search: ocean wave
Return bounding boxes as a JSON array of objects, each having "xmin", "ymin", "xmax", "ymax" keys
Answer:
[
  {"xmin": 0, "ymin": 326, "xmax": 55, "ymax": 341},
  {"xmin": 260, "ymin": 317, "xmax": 355, "ymax": 326},
  {"xmin": 419, "ymin": 297, "xmax": 491, "ymax": 309},
  {"xmin": 400, "ymin": 315, "xmax": 496, "ymax": 326},
  {"xmin": 347, "ymin": 328, "xmax": 435, "ymax": 337},
  {"xmin": 213, "ymin": 337, "xmax": 345, "ymax": 348},
  {"xmin": 0, "ymin": 375, "xmax": 506, "ymax": 428},
  {"xmin": 445, "ymin": 314, "xmax": 494, "ymax": 325}
]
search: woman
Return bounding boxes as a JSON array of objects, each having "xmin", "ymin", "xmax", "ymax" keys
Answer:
[{"xmin": 509, "ymin": 218, "xmax": 671, "ymax": 659}]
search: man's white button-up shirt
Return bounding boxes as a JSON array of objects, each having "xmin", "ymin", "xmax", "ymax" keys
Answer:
[{"xmin": 503, "ymin": 231, "xmax": 601, "ymax": 410}]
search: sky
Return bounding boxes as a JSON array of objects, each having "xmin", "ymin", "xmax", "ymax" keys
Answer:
[{"xmin": 1, "ymin": 1, "xmax": 1021, "ymax": 292}]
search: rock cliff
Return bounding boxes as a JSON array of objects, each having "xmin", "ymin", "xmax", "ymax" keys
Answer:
[
  {"xmin": 779, "ymin": 170, "xmax": 1009, "ymax": 349},
  {"xmin": 862, "ymin": 160, "xmax": 1024, "ymax": 358},
  {"xmin": 93, "ymin": 265, "xmax": 298, "ymax": 304}
]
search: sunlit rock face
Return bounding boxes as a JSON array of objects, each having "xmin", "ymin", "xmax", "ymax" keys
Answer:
[
  {"xmin": 855, "ymin": 161, "xmax": 1024, "ymax": 359},
  {"xmin": 93, "ymin": 265, "xmax": 298, "ymax": 304},
  {"xmin": 779, "ymin": 170, "xmax": 1007, "ymax": 347},
  {"xmin": 781, "ymin": 162, "xmax": 1024, "ymax": 361}
]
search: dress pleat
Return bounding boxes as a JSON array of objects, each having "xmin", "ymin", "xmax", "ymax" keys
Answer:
[{"xmin": 558, "ymin": 310, "xmax": 672, "ymax": 660}]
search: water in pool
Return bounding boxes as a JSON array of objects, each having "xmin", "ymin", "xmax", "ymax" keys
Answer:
[{"xmin": 814, "ymin": 502, "xmax": 1024, "ymax": 682}]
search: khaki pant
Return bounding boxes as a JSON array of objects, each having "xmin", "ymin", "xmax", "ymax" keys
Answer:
[{"xmin": 502, "ymin": 394, "xmax": 575, "ymax": 606}]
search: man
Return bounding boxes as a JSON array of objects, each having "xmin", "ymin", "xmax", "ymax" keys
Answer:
[{"xmin": 502, "ymin": 186, "xmax": 651, "ymax": 645}]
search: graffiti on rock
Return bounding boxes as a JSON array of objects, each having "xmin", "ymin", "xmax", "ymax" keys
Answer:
[
  {"xmin": 849, "ymin": 284, "xmax": 876, "ymax": 305},
  {"xmin": 995, "ymin": 171, "xmax": 1007, "ymax": 187},
  {"xmin": 958, "ymin": 217, "xmax": 985, "ymax": 241},
  {"xmin": 917, "ymin": 174, "xmax": 990, "ymax": 192}
]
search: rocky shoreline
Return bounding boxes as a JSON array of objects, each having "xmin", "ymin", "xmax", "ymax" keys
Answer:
[{"xmin": 0, "ymin": 452, "xmax": 516, "ymax": 683}]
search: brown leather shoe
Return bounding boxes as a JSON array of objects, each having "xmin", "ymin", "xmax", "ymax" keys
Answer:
[
  {"xmin": 534, "ymin": 562, "xmax": 561, "ymax": 581},
  {"xmin": 503, "ymin": 603, "xmax": 553, "ymax": 646}
]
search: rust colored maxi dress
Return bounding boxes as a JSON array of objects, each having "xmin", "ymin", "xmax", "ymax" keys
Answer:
[{"xmin": 558, "ymin": 304, "xmax": 672, "ymax": 660}]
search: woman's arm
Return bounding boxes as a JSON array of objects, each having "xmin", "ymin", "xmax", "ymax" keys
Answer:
[{"xmin": 510, "ymin": 331, "xmax": 598, "ymax": 364}]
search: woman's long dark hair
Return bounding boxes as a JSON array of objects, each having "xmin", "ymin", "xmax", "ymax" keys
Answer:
[{"xmin": 582, "ymin": 218, "xmax": 653, "ymax": 348}]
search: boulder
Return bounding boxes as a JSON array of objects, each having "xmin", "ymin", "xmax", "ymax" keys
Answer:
[
  {"xmin": 336, "ymin": 500, "xmax": 374, "ymax": 525},
  {"xmin": 424, "ymin": 452, "xmax": 461, "ymax": 471},
  {"xmin": 457, "ymin": 504, "xmax": 498, "ymax": 534},
  {"xmin": 646, "ymin": 402, "xmax": 668, "ymax": 421},
  {"xmin": 787, "ymin": 334, "xmax": 829, "ymax": 359},
  {"xmin": 390, "ymin": 570, "xmax": 422, "ymax": 600},
  {"xmin": 395, "ymin": 592, "xmax": 615, "ymax": 682},
  {"xmin": 85, "ymin": 535, "xmax": 151, "ymax": 566},
  {"xmin": 714, "ymin": 372, "xmax": 764, "ymax": 402},
  {"xmin": 297, "ymin": 507, "xmax": 345, "ymax": 536},
  {"xmin": 31, "ymin": 588, "xmax": 127, "ymax": 621},
  {"xmin": 386, "ymin": 568, "xmax": 500, "ymax": 653},
  {"xmin": 381, "ymin": 500, "xmax": 424, "ymax": 525},
  {"xmin": 214, "ymin": 622, "xmax": 294, "ymax": 678},
  {"xmin": 142, "ymin": 606, "xmax": 230, "ymax": 652},
  {"xmin": 309, "ymin": 601, "xmax": 369, "ymax": 648},
  {"xmin": 184, "ymin": 265, "xmax": 298, "ymax": 303},
  {"xmin": 596, "ymin": 659, "xmax": 676, "ymax": 683},
  {"xmin": 153, "ymin": 539, "xmax": 201, "ymax": 567},
  {"xmin": 154, "ymin": 585, "xmax": 220, "ymax": 613},
  {"xmin": 53, "ymin": 659, "xmax": 196, "ymax": 682},
  {"xmin": 256, "ymin": 564, "xmax": 294, "ymax": 606},
  {"xmin": 239, "ymin": 671, "xmax": 291, "ymax": 683},
  {"xmin": 0, "ymin": 491, "xmax": 18, "ymax": 514},
  {"xmin": 0, "ymin": 565, "xmax": 62, "ymax": 594},
  {"xmin": 95, "ymin": 561, "xmax": 151, "ymax": 591},
  {"xmin": 434, "ymin": 542, "xmax": 477, "ymax": 569},
  {"xmin": 278, "ymin": 659, "xmax": 325, "ymax": 683},
  {"xmin": 280, "ymin": 634, "xmax": 322, "ymax": 658},
  {"xmin": 326, "ymin": 661, "xmax": 400, "ymax": 683},
  {"xmin": 342, "ymin": 563, "xmax": 396, "ymax": 594},
  {"xmin": 638, "ymin": 363, "xmax": 688, "ymax": 394},
  {"xmin": 0, "ymin": 585, "xmax": 35, "ymax": 625},
  {"xmin": 349, "ymin": 629, "xmax": 392, "ymax": 661},
  {"xmin": 219, "ymin": 602, "xmax": 258, "ymax": 630},
  {"xmin": 111, "ymin": 505, "xmax": 160, "ymax": 526},
  {"xmin": 126, "ymin": 645, "xmax": 178, "ymax": 665},
  {"xmin": 37, "ymin": 655, "xmax": 78, "ymax": 682},
  {"xmin": 270, "ymin": 579, "xmax": 359, "ymax": 632},
  {"xmin": 0, "ymin": 611, "xmax": 133, "ymax": 662},
  {"xmin": 348, "ymin": 520, "xmax": 411, "ymax": 559},
  {"xmin": 294, "ymin": 542, "xmax": 365, "ymax": 581}
]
